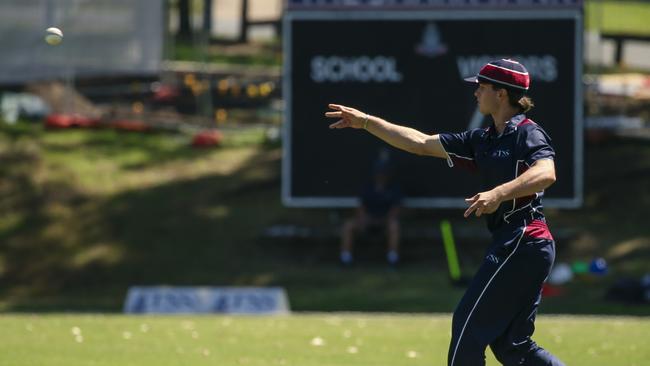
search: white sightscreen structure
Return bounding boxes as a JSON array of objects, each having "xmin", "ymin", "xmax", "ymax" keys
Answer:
[{"xmin": 0, "ymin": 0, "xmax": 163, "ymax": 85}]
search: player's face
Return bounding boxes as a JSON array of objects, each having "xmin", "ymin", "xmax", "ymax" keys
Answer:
[{"xmin": 474, "ymin": 83, "xmax": 499, "ymax": 115}]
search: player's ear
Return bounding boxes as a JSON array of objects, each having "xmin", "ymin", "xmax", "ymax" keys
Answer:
[{"xmin": 497, "ymin": 88, "xmax": 508, "ymax": 100}]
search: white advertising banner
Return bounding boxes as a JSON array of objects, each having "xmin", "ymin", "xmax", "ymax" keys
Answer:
[{"xmin": 124, "ymin": 287, "xmax": 291, "ymax": 315}]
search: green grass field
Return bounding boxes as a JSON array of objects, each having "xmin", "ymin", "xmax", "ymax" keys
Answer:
[{"xmin": 0, "ymin": 313, "xmax": 648, "ymax": 366}]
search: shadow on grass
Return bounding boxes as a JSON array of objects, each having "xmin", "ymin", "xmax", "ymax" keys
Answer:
[
  {"xmin": 42, "ymin": 129, "xmax": 211, "ymax": 171},
  {"xmin": 0, "ymin": 122, "xmax": 284, "ymax": 311}
]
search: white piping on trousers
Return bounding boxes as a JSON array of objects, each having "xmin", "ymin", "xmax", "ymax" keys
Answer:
[{"xmin": 450, "ymin": 222, "xmax": 527, "ymax": 366}]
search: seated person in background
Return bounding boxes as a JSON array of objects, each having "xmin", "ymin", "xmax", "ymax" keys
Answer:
[{"xmin": 340, "ymin": 163, "xmax": 402, "ymax": 266}]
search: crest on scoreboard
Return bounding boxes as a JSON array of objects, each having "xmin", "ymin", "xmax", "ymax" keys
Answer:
[{"xmin": 416, "ymin": 22, "xmax": 448, "ymax": 58}]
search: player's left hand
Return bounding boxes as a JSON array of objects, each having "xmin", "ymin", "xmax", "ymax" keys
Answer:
[
  {"xmin": 325, "ymin": 104, "xmax": 367, "ymax": 129},
  {"xmin": 464, "ymin": 190, "xmax": 502, "ymax": 218}
]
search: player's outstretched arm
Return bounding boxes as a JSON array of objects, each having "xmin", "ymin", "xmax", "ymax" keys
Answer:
[{"xmin": 326, "ymin": 104, "xmax": 447, "ymax": 158}]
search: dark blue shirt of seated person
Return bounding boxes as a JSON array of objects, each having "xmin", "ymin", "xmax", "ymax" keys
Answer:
[
  {"xmin": 438, "ymin": 114, "xmax": 555, "ymax": 233},
  {"xmin": 361, "ymin": 183, "xmax": 402, "ymax": 219}
]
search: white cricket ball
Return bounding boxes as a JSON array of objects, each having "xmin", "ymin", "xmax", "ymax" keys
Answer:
[{"xmin": 45, "ymin": 27, "xmax": 63, "ymax": 45}]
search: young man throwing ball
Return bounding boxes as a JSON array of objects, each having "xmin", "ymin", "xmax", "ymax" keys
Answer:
[{"xmin": 327, "ymin": 59, "xmax": 564, "ymax": 366}]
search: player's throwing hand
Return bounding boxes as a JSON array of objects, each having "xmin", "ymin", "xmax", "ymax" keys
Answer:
[
  {"xmin": 326, "ymin": 104, "xmax": 368, "ymax": 129},
  {"xmin": 464, "ymin": 190, "xmax": 502, "ymax": 218}
]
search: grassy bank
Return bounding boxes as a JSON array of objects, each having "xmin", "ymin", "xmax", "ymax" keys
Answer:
[
  {"xmin": 585, "ymin": 0, "xmax": 650, "ymax": 36},
  {"xmin": 0, "ymin": 121, "xmax": 649, "ymax": 315}
]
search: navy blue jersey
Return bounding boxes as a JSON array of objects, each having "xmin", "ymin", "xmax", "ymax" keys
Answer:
[{"xmin": 439, "ymin": 114, "xmax": 555, "ymax": 233}]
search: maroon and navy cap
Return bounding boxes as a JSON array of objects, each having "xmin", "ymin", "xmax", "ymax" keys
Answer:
[{"xmin": 464, "ymin": 59, "xmax": 530, "ymax": 91}]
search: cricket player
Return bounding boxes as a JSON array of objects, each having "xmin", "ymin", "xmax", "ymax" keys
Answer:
[{"xmin": 326, "ymin": 59, "xmax": 565, "ymax": 366}]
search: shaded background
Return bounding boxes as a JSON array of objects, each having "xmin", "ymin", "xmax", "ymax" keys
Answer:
[{"xmin": 0, "ymin": 0, "xmax": 648, "ymax": 317}]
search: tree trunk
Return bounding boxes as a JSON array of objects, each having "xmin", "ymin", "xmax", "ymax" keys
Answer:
[
  {"xmin": 238, "ymin": 0, "xmax": 248, "ymax": 43},
  {"xmin": 203, "ymin": 0, "xmax": 212, "ymax": 34},
  {"xmin": 178, "ymin": 0, "xmax": 192, "ymax": 39}
]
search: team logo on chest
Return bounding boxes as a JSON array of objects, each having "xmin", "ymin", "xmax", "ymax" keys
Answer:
[{"xmin": 490, "ymin": 149, "xmax": 511, "ymax": 158}]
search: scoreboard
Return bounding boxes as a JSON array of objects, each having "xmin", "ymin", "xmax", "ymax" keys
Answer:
[{"xmin": 282, "ymin": 2, "xmax": 583, "ymax": 208}]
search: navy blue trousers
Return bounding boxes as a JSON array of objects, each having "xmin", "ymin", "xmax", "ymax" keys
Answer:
[{"xmin": 448, "ymin": 220, "xmax": 565, "ymax": 366}]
